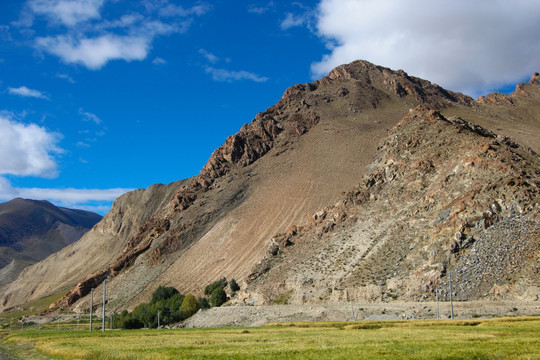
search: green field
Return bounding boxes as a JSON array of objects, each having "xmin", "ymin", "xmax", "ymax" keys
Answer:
[{"xmin": 1, "ymin": 317, "xmax": 539, "ymax": 359}]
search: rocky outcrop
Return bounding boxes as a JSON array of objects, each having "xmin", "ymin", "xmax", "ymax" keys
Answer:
[
  {"xmin": 245, "ymin": 106, "xmax": 539, "ymax": 304},
  {"xmin": 324, "ymin": 60, "xmax": 473, "ymax": 107},
  {"xmin": 477, "ymin": 92, "xmax": 514, "ymax": 105}
]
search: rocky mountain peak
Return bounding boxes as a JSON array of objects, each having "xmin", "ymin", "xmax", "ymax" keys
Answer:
[
  {"xmin": 322, "ymin": 60, "xmax": 473, "ymax": 107},
  {"xmin": 530, "ymin": 72, "xmax": 540, "ymax": 85}
]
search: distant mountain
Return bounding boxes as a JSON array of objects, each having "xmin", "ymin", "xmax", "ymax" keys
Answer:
[
  {"xmin": 0, "ymin": 198, "xmax": 101, "ymax": 285},
  {"xmin": 0, "ymin": 60, "xmax": 538, "ymax": 314}
]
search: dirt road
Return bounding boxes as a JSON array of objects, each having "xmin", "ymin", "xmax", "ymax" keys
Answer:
[{"xmin": 183, "ymin": 300, "xmax": 540, "ymax": 328}]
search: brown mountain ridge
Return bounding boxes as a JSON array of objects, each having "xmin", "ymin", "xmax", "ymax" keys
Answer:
[
  {"xmin": 0, "ymin": 198, "xmax": 101, "ymax": 288},
  {"xmin": 0, "ymin": 60, "xmax": 538, "ymax": 313}
]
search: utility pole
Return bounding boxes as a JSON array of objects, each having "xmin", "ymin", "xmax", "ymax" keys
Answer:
[
  {"xmin": 436, "ymin": 289, "xmax": 440, "ymax": 320},
  {"xmin": 90, "ymin": 288, "xmax": 94, "ymax": 332},
  {"xmin": 449, "ymin": 271, "xmax": 454, "ymax": 319},
  {"xmin": 157, "ymin": 310, "xmax": 160, "ymax": 329},
  {"xmin": 102, "ymin": 279, "xmax": 107, "ymax": 332}
]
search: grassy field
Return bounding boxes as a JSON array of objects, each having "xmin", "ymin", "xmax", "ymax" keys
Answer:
[{"xmin": 1, "ymin": 317, "xmax": 539, "ymax": 359}]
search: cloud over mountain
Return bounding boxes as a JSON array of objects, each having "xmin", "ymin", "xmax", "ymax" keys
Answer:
[
  {"xmin": 312, "ymin": 0, "xmax": 540, "ymax": 96},
  {"xmin": 0, "ymin": 114, "xmax": 130, "ymax": 213}
]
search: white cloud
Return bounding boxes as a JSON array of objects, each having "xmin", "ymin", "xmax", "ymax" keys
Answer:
[
  {"xmin": 96, "ymin": 13, "xmax": 144, "ymax": 30},
  {"xmin": 0, "ymin": 177, "xmax": 17, "ymax": 199},
  {"xmin": 152, "ymin": 57, "xmax": 167, "ymax": 65},
  {"xmin": 15, "ymin": 186, "xmax": 132, "ymax": 204},
  {"xmin": 76, "ymin": 141, "xmax": 91, "ymax": 148},
  {"xmin": 0, "ymin": 115, "xmax": 62, "ymax": 178},
  {"xmin": 23, "ymin": 0, "xmax": 207, "ymax": 69},
  {"xmin": 205, "ymin": 67, "xmax": 269, "ymax": 83},
  {"xmin": 8, "ymin": 86, "xmax": 50, "ymax": 100},
  {"xmin": 312, "ymin": 0, "xmax": 540, "ymax": 96},
  {"xmin": 248, "ymin": 2, "xmax": 275, "ymax": 14},
  {"xmin": 56, "ymin": 73, "xmax": 75, "ymax": 83},
  {"xmin": 36, "ymin": 34, "xmax": 149, "ymax": 69},
  {"xmin": 79, "ymin": 108, "xmax": 102, "ymax": 125},
  {"xmin": 28, "ymin": 0, "xmax": 105, "ymax": 27},
  {"xmin": 158, "ymin": 3, "xmax": 211, "ymax": 18},
  {"xmin": 281, "ymin": 12, "xmax": 305, "ymax": 30},
  {"xmin": 199, "ymin": 49, "xmax": 218, "ymax": 64},
  {"xmin": 0, "ymin": 177, "xmax": 133, "ymax": 214},
  {"xmin": 280, "ymin": 2, "xmax": 315, "ymax": 31}
]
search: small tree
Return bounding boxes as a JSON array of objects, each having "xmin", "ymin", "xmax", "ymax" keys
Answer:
[
  {"xmin": 132, "ymin": 303, "xmax": 155, "ymax": 328},
  {"xmin": 204, "ymin": 278, "xmax": 228, "ymax": 296},
  {"xmin": 197, "ymin": 297, "xmax": 210, "ymax": 310},
  {"xmin": 122, "ymin": 316, "xmax": 144, "ymax": 329},
  {"xmin": 180, "ymin": 294, "xmax": 198, "ymax": 317},
  {"xmin": 151, "ymin": 286, "xmax": 179, "ymax": 303},
  {"xmin": 209, "ymin": 287, "xmax": 227, "ymax": 307},
  {"xmin": 229, "ymin": 279, "xmax": 240, "ymax": 292}
]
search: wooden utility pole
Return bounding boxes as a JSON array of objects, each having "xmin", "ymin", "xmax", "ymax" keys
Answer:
[
  {"xmin": 90, "ymin": 288, "xmax": 94, "ymax": 332},
  {"xmin": 436, "ymin": 289, "xmax": 440, "ymax": 320},
  {"xmin": 102, "ymin": 279, "xmax": 107, "ymax": 332},
  {"xmin": 449, "ymin": 272, "xmax": 454, "ymax": 319}
]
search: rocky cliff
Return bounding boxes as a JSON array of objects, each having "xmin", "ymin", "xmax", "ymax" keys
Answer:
[{"xmin": 1, "ymin": 60, "xmax": 538, "ymax": 313}]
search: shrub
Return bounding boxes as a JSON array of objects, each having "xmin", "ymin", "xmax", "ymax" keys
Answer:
[
  {"xmin": 230, "ymin": 279, "xmax": 240, "ymax": 292},
  {"xmin": 205, "ymin": 278, "xmax": 228, "ymax": 296},
  {"xmin": 122, "ymin": 316, "xmax": 144, "ymax": 329},
  {"xmin": 151, "ymin": 286, "xmax": 180, "ymax": 303},
  {"xmin": 197, "ymin": 297, "xmax": 210, "ymax": 310},
  {"xmin": 132, "ymin": 303, "xmax": 155, "ymax": 328},
  {"xmin": 180, "ymin": 294, "xmax": 198, "ymax": 317},
  {"xmin": 209, "ymin": 287, "xmax": 227, "ymax": 307}
]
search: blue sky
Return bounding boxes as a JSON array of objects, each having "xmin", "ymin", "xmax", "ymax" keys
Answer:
[{"xmin": 1, "ymin": 0, "xmax": 539, "ymax": 214}]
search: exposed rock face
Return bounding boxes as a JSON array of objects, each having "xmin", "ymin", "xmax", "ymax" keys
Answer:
[
  {"xmin": 325, "ymin": 61, "xmax": 473, "ymax": 107},
  {"xmin": 1, "ymin": 60, "xmax": 538, "ymax": 313},
  {"xmin": 477, "ymin": 92, "xmax": 514, "ymax": 105},
  {"xmin": 244, "ymin": 107, "xmax": 539, "ymax": 304}
]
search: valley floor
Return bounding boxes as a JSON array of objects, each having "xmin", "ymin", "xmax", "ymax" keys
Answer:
[{"xmin": 1, "ymin": 316, "xmax": 539, "ymax": 359}]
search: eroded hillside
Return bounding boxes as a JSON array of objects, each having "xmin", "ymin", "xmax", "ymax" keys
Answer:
[
  {"xmin": 244, "ymin": 107, "xmax": 539, "ymax": 304},
  {"xmin": 1, "ymin": 60, "xmax": 538, "ymax": 313}
]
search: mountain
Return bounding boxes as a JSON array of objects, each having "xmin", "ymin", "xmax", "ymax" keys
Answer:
[
  {"xmin": 0, "ymin": 60, "xmax": 538, "ymax": 313},
  {"xmin": 245, "ymin": 107, "xmax": 539, "ymax": 304},
  {"xmin": 0, "ymin": 198, "xmax": 102, "ymax": 286}
]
